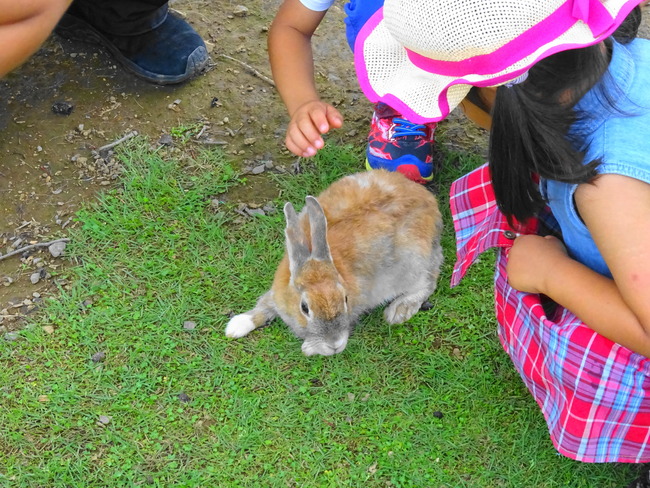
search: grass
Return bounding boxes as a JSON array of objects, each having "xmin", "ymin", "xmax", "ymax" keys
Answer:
[{"xmin": 0, "ymin": 138, "xmax": 640, "ymax": 487}]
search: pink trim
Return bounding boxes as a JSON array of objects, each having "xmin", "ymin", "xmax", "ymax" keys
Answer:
[{"xmin": 407, "ymin": 0, "xmax": 612, "ymax": 76}]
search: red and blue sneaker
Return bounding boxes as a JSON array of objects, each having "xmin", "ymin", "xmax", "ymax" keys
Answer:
[{"xmin": 365, "ymin": 103, "xmax": 437, "ymax": 183}]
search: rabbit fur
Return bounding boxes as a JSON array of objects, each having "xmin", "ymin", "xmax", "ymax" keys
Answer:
[{"xmin": 225, "ymin": 169, "xmax": 444, "ymax": 356}]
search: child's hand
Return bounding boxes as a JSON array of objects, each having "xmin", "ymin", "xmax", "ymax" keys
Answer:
[
  {"xmin": 286, "ymin": 100, "xmax": 343, "ymax": 157},
  {"xmin": 506, "ymin": 234, "xmax": 569, "ymax": 295}
]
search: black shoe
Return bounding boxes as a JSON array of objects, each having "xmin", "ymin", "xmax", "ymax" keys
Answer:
[{"xmin": 55, "ymin": 10, "xmax": 209, "ymax": 85}]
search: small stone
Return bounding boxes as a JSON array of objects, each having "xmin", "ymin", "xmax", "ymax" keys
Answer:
[
  {"xmin": 52, "ymin": 101, "xmax": 74, "ymax": 116},
  {"xmin": 97, "ymin": 415, "xmax": 111, "ymax": 426},
  {"xmin": 4, "ymin": 332, "xmax": 19, "ymax": 341},
  {"xmin": 178, "ymin": 392, "xmax": 191, "ymax": 403},
  {"xmin": 245, "ymin": 208, "xmax": 265, "ymax": 217},
  {"xmin": 42, "ymin": 326, "xmax": 54, "ymax": 334},
  {"xmin": 91, "ymin": 351, "xmax": 106, "ymax": 363},
  {"xmin": 251, "ymin": 164, "xmax": 266, "ymax": 175},
  {"xmin": 233, "ymin": 5, "xmax": 249, "ymax": 16},
  {"xmin": 30, "ymin": 272, "xmax": 42, "ymax": 284},
  {"xmin": 183, "ymin": 321, "xmax": 197, "ymax": 330},
  {"xmin": 432, "ymin": 411, "xmax": 444, "ymax": 419},
  {"xmin": 38, "ymin": 395, "xmax": 49, "ymax": 403},
  {"xmin": 158, "ymin": 134, "xmax": 173, "ymax": 146},
  {"xmin": 244, "ymin": 137, "xmax": 257, "ymax": 146},
  {"xmin": 48, "ymin": 241, "xmax": 67, "ymax": 257}
]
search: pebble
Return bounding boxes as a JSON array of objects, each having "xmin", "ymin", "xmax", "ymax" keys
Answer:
[
  {"xmin": 97, "ymin": 415, "xmax": 111, "ymax": 426},
  {"xmin": 4, "ymin": 332, "xmax": 19, "ymax": 341},
  {"xmin": 233, "ymin": 5, "xmax": 249, "ymax": 16},
  {"xmin": 52, "ymin": 101, "xmax": 74, "ymax": 116},
  {"xmin": 91, "ymin": 351, "xmax": 106, "ymax": 362},
  {"xmin": 42, "ymin": 326, "xmax": 54, "ymax": 334},
  {"xmin": 48, "ymin": 241, "xmax": 66, "ymax": 257},
  {"xmin": 30, "ymin": 272, "xmax": 41, "ymax": 284},
  {"xmin": 251, "ymin": 164, "xmax": 266, "ymax": 175},
  {"xmin": 183, "ymin": 321, "xmax": 197, "ymax": 330}
]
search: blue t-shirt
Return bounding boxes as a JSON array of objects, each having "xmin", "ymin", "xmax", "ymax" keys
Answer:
[
  {"xmin": 298, "ymin": 0, "xmax": 383, "ymax": 52},
  {"xmin": 543, "ymin": 38, "xmax": 650, "ymax": 278}
]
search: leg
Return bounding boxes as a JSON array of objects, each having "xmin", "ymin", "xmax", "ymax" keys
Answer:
[
  {"xmin": 384, "ymin": 246, "xmax": 443, "ymax": 324},
  {"xmin": 56, "ymin": 0, "xmax": 209, "ymax": 84},
  {"xmin": 225, "ymin": 292, "xmax": 278, "ymax": 338},
  {"xmin": 68, "ymin": 0, "xmax": 169, "ymax": 36}
]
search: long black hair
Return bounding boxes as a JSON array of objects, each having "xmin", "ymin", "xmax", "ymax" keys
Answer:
[{"xmin": 488, "ymin": 6, "xmax": 641, "ymax": 224}]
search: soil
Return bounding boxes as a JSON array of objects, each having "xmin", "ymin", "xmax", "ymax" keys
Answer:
[{"xmin": 7, "ymin": 1, "xmax": 644, "ymax": 332}]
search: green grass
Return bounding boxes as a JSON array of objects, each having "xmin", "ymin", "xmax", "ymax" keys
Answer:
[{"xmin": 0, "ymin": 139, "xmax": 640, "ymax": 487}]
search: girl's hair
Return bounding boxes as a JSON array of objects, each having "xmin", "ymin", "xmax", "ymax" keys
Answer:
[{"xmin": 488, "ymin": 6, "xmax": 641, "ymax": 224}]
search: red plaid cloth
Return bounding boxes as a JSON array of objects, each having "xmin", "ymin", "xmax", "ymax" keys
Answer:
[{"xmin": 450, "ymin": 164, "xmax": 650, "ymax": 463}]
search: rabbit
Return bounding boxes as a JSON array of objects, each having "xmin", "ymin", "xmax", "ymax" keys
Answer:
[{"xmin": 224, "ymin": 169, "xmax": 444, "ymax": 356}]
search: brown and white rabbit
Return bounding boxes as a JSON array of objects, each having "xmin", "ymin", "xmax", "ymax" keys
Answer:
[{"xmin": 225, "ymin": 169, "xmax": 443, "ymax": 356}]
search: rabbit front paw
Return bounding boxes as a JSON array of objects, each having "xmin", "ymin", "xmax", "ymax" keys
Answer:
[
  {"xmin": 225, "ymin": 314, "xmax": 257, "ymax": 338},
  {"xmin": 383, "ymin": 297, "xmax": 422, "ymax": 324}
]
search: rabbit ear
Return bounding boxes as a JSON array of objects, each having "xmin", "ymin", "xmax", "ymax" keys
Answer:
[
  {"xmin": 284, "ymin": 202, "xmax": 310, "ymax": 277},
  {"xmin": 305, "ymin": 196, "xmax": 332, "ymax": 262}
]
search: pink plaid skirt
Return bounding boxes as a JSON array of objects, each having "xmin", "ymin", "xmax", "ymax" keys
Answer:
[{"xmin": 450, "ymin": 164, "xmax": 650, "ymax": 463}]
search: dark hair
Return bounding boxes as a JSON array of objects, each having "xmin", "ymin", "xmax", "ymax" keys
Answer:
[{"xmin": 488, "ymin": 6, "xmax": 641, "ymax": 224}]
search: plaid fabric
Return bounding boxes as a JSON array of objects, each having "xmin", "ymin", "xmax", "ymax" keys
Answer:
[{"xmin": 450, "ymin": 164, "xmax": 650, "ymax": 463}]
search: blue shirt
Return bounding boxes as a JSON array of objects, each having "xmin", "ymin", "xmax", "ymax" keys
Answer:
[{"xmin": 543, "ymin": 38, "xmax": 650, "ymax": 278}]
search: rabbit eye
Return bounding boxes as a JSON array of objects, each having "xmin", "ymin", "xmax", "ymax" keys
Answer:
[{"xmin": 300, "ymin": 301, "xmax": 310, "ymax": 315}]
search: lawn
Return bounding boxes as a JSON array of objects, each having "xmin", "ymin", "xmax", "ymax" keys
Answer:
[{"xmin": 0, "ymin": 138, "xmax": 639, "ymax": 487}]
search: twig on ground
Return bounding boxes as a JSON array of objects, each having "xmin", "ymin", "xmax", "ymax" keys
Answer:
[
  {"xmin": 196, "ymin": 140, "xmax": 229, "ymax": 146},
  {"xmin": 0, "ymin": 238, "xmax": 70, "ymax": 262},
  {"xmin": 195, "ymin": 125, "xmax": 209, "ymax": 140},
  {"xmin": 96, "ymin": 131, "xmax": 139, "ymax": 153},
  {"xmin": 218, "ymin": 55, "xmax": 276, "ymax": 87}
]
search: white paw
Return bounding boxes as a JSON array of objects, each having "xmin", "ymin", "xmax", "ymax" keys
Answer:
[
  {"xmin": 225, "ymin": 314, "xmax": 256, "ymax": 338},
  {"xmin": 384, "ymin": 299, "xmax": 421, "ymax": 324},
  {"xmin": 302, "ymin": 340, "xmax": 336, "ymax": 357}
]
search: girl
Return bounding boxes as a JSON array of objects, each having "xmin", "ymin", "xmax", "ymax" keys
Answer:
[
  {"xmin": 355, "ymin": 0, "xmax": 650, "ymax": 468},
  {"xmin": 268, "ymin": 0, "xmax": 439, "ymax": 183}
]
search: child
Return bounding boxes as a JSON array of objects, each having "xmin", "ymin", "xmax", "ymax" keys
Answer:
[
  {"xmin": 355, "ymin": 0, "xmax": 650, "ymax": 467},
  {"xmin": 268, "ymin": 0, "xmax": 438, "ymax": 183}
]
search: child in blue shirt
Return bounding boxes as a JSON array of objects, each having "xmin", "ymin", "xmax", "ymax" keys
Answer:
[{"xmin": 268, "ymin": 0, "xmax": 440, "ymax": 183}]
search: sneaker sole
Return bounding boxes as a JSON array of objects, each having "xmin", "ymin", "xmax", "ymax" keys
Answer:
[
  {"xmin": 55, "ymin": 13, "xmax": 209, "ymax": 85},
  {"xmin": 365, "ymin": 159, "xmax": 434, "ymax": 184}
]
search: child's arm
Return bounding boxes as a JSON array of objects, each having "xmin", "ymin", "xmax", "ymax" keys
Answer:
[
  {"xmin": 0, "ymin": 0, "xmax": 73, "ymax": 78},
  {"xmin": 507, "ymin": 174, "xmax": 650, "ymax": 358},
  {"xmin": 268, "ymin": 0, "xmax": 343, "ymax": 158}
]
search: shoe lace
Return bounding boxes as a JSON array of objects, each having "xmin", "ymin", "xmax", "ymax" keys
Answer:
[{"xmin": 391, "ymin": 118, "xmax": 426, "ymax": 137}]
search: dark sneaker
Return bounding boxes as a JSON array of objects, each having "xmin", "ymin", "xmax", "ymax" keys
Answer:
[
  {"xmin": 365, "ymin": 103, "xmax": 437, "ymax": 183},
  {"xmin": 55, "ymin": 10, "xmax": 209, "ymax": 85}
]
